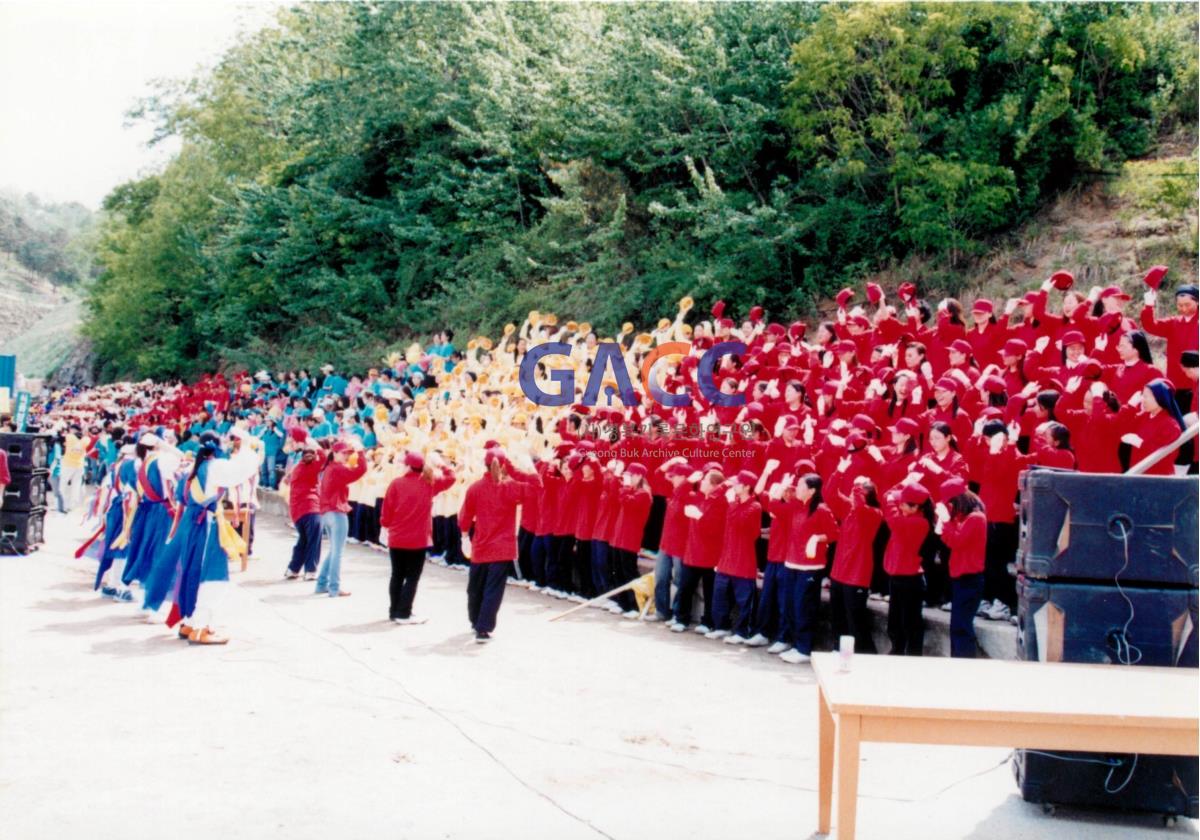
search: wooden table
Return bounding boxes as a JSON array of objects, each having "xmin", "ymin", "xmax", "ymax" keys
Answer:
[{"xmin": 813, "ymin": 653, "xmax": 1199, "ymax": 839}]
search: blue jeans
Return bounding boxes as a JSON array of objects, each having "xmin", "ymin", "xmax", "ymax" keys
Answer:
[
  {"xmin": 316, "ymin": 511, "xmax": 349, "ymax": 596},
  {"xmin": 753, "ymin": 563, "xmax": 790, "ymax": 643},
  {"xmin": 712, "ymin": 573, "xmax": 756, "ymax": 637},
  {"xmin": 653, "ymin": 551, "xmax": 681, "ymax": 620},
  {"xmin": 787, "ymin": 568, "xmax": 822, "ymax": 655},
  {"xmin": 288, "ymin": 513, "xmax": 323, "ymax": 574},
  {"xmin": 950, "ymin": 573, "xmax": 984, "ymax": 658},
  {"xmin": 591, "ymin": 540, "xmax": 611, "ymax": 595}
]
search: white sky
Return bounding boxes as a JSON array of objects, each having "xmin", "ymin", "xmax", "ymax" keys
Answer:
[{"xmin": 0, "ymin": 0, "xmax": 283, "ymax": 209}]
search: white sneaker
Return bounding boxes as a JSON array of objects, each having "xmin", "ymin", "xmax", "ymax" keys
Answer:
[
  {"xmin": 393, "ymin": 616, "xmax": 429, "ymax": 625},
  {"xmin": 976, "ymin": 601, "xmax": 991, "ymax": 617},
  {"xmin": 704, "ymin": 629, "xmax": 730, "ymax": 640},
  {"xmin": 642, "ymin": 614, "xmax": 662, "ymax": 622},
  {"xmin": 568, "ymin": 594, "xmax": 587, "ymax": 604},
  {"xmin": 766, "ymin": 641, "xmax": 789, "ymax": 654},
  {"xmin": 669, "ymin": 623, "xmax": 686, "ymax": 633},
  {"xmin": 938, "ymin": 602, "xmax": 952, "ymax": 612},
  {"xmin": 779, "ymin": 649, "xmax": 812, "ymax": 664},
  {"xmin": 693, "ymin": 624, "xmax": 711, "ymax": 635},
  {"xmin": 724, "ymin": 635, "xmax": 747, "ymax": 645},
  {"xmin": 985, "ymin": 601, "xmax": 1012, "ymax": 621},
  {"xmin": 868, "ymin": 592, "xmax": 884, "ymax": 601},
  {"xmin": 606, "ymin": 604, "xmax": 624, "ymax": 615},
  {"xmin": 622, "ymin": 610, "xmax": 640, "ymax": 619},
  {"xmin": 744, "ymin": 633, "xmax": 770, "ymax": 647}
]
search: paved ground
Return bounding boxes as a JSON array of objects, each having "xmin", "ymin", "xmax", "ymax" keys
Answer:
[{"xmin": 0, "ymin": 509, "xmax": 1193, "ymax": 840}]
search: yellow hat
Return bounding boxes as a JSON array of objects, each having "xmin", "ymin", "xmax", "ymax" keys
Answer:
[
  {"xmin": 635, "ymin": 333, "xmax": 653, "ymax": 346},
  {"xmin": 657, "ymin": 317, "xmax": 671, "ymax": 330},
  {"xmin": 578, "ymin": 321, "xmax": 591, "ymax": 335},
  {"xmin": 680, "ymin": 323, "xmax": 693, "ymax": 336},
  {"xmin": 467, "ymin": 338, "xmax": 478, "ymax": 351},
  {"xmin": 542, "ymin": 313, "xmax": 558, "ymax": 326},
  {"xmin": 478, "ymin": 337, "xmax": 493, "ymax": 351},
  {"xmin": 679, "ymin": 295, "xmax": 694, "ymax": 312},
  {"xmin": 528, "ymin": 310, "xmax": 541, "ymax": 325},
  {"xmin": 405, "ymin": 342, "xmax": 422, "ymax": 364},
  {"xmin": 503, "ymin": 323, "xmax": 516, "ymax": 336},
  {"xmin": 566, "ymin": 320, "xmax": 579, "ymax": 332},
  {"xmin": 622, "ymin": 322, "xmax": 634, "ymax": 334}
]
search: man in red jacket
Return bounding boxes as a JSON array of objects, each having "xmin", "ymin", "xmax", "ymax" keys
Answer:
[
  {"xmin": 458, "ymin": 449, "xmax": 540, "ymax": 643},
  {"xmin": 380, "ymin": 450, "xmax": 455, "ymax": 624},
  {"xmin": 284, "ymin": 439, "xmax": 324, "ymax": 580},
  {"xmin": 314, "ymin": 440, "xmax": 368, "ymax": 598}
]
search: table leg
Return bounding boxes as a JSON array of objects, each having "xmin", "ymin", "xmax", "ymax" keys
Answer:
[
  {"xmin": 818, "ymin": 687, "xmax": 833, "ymax": 834},
  {"xmin": 836, "ymin": 714, "xmax": 861, "ymax": 840}
]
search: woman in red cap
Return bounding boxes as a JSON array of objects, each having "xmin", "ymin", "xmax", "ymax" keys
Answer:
[
  {"xmin": 935, "ymin": 480, "xmax": 987, "ymax": 657},
  {"xmin": 966, "ymin": 299, "xmax": 1006, "ymax": 367},
  {"xmin": 882, "ymin": 481, "xmax": 934, "ymax": 655},
  {"xmin": 922, "ymin": 378, "xmax": 973, "ymax": 449},
  {"xmin": 708, "ymin": 470, "xmax": 762, "ymax": 644},
  {"xmin": 964, "ymin": 420, "xmax": 1022, "ymax": 622},
  {"xmin": 1058, "ymin": 380, "xmax": 1123, "ymax": 473},
  {"xmin": 314, "ymin": 440, "xmax": 368, "ymax": 598},
  {"xmin": 610, "ymin": 462, "xmax": 653, "ymax": 618},
  {"xmin": 671, "ymin": 466, "xmax": 728, "ymax": 635},
  {"xmin": 745, "ymin": 469, "xmax": 800, "ymax": 651},
  {"xmin": 379, "ymin": 450, "xmax": 455, "ymax": 624},
  {"xmin": 779, "ymin": 474, "xmax": 838, "ymax": 664}
]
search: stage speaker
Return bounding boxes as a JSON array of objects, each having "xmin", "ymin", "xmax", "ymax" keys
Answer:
[
  {"xmin": 0, "ymin": 507, "xmax": 45, "ymax": 554},
  {"xmin": 0, "ymin": 433, "xmax": 50, "ymax": 472},
  {"xmin": 1017, "ymin": 469, "xmax": 1198, "ymax": 588},
  {"xmin": 1, "ymin": 470, "xmax": 48, "ymax": 512}
]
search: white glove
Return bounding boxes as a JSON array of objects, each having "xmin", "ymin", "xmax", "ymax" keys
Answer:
[
  {"xmin": 1004, "ymin": 298, "xmax": 1019, "ymax": 315},
  {"xmin": 1120, "ymin": 433, "xmax": 1144, "ymax": 448},
  {"xmin": 1094, "ymin": 334, "xmax": 1108, "ymax": 352},
  {"xmin": 805, "ymin": 535, "xmax": 821, "ymax": 560},
  {"xmin": 1089, "ymin": 381, "xmax": 1107, "ymax": 398},
  {"xmin": 816, "ymin": 396, "xmax": 826, "ymax": 415},
  {"xmin": 460, "ymin": 534, "xmax": 472, "ymax": 560},
  {"xmin": 686, "ymin": 471, "xmax": 702, "ymax": 484},
  {"xmin": 1129, "ymin": 391, "xmax": 1143, "ymax": 408},
  {"xmin": 684, "ymin": 504, "xmax": 703, "ymax": 520},
  {"xmin": 837, "ymin": 307, "xmax": 847, "ymax": 324},
  {"xmin": 827, "ymin": 434, "xmax": 846, "ymax": 448},
  {"xmin": 1034, "ymin": 336, "xmax": 1050, "ymax": 355},
  {"xmin": 973, "ymin": 417, "xmax": 986, "ymax": 436},
  {"xmin": 920, "ymin": 361, "xmax": 934, "ymax": 380},
  {"xmin": 866, "ymin": 445, "xmax": 884, "ymax": 463},
  {"xmin": 803, "ymin": 423, "xmax": 815, "ymax": 446},
  {"xmin": 1144, "ymin": 290, "xmax": 1156, "ymax": 306},
  {"xmin": 1007, "ymin": 421, "xmax": 1021, "ymax": 442},
  {"xmin": 821, "ymin": 351, "xmax": 834, "ymax": 369},
  {"xmin": 767, "ymin": 482, "xmax": 785, "ymax": 501},
  {"xmin": 378, "ymin": 527, "xmax": 389, "ymax": 544},
  {"xmin": 988, "ymin": 433, "xmax": 1006, "ymax": 454},
  {"xmin": 935, "ymin": 503, "xmax": 950, "ymax": 524},
  {"xmin": 724, "ymin": 487, "xmax": 736, "ymax": 503},
  {"xmin": 837, "ymin": 455, "xmax": 852, "ymax": 473},
  {"xmin": 1066, "ymin": 376, "xmax": 1082, "ymax": 394}
]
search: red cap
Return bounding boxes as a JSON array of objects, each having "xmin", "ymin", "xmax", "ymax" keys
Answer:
[
  {"xmin": 734, "ymin": 469, "xmax": 758, "ymax": 487},
  {"xmin": 404, "ymin": 451, "xmax": 425, "ymax": 472},
  {"xmin": 850, "ymin": 413, "xmax": 876, "ymax": 432},
  {"xmin": 972, "ymin": 299, "xmax": 994, "ymax": 315},
  {"xmin": 1142, "ymin": 265, "xmax": 1168, "ymax": 290},
  {"xmin": 846, "ymin": 431, "xmax": 868, "ymax": 450},
  {"xmin": 834, "ymin": 339, "xmax": 857, "ymax": 354},
  {"xmin": 1050, "ymin": 270, "xmax": 1075, "ymax": 291},
  {"xmin": 849, "ymin": 314, "xmax": 871, "ymax": 329},
  {"xmin": 288, "ymin": 426, "xmax": 309, "ymax": 443},
  {"xmin": 897, "ymin": 282, "xmax": 917, "ymax": 303},
  {"xmin": 1098, "ymin": 312, "xmax": 1124, "ymax": 334},
  {"xmin": 894, "ymin": 417, "xmax": 921, "ymax": 437},
  {"xmin": 982, "ymin": 375, "xmax": 1006, "ymax": 394},
  {"xmin": 1099, "ymin": 286, "xmax": 1131, "ymax": 302},
  {"xmin": 935, "ymin": 377, "xmax": 961, "ymax": 396},
  {"xmin": 780, "ymin": 415, "xmax": 801, "ymax": 430},
  {"xmin": 766, "ymin": 322, "xmax": 786, "ymax": 337},
  {"xmin": 1060, "ymin": 330, "xmax": 1086, "ymax": 348},
  {"xmin": 331, "ymin": 441, "xmax": 351, "ymax": 454},
  {"xmin": 949, "ymin": 339, "xmax": 973, "ymax": 356},
  {"xmin": 711, "ymin": 300, "xmax": 726, "ymax": 319},
  {"xmin": 748, "ymin": 305, "xmax": 764, "ymax": 323},
  {"xmin": 788, "ymin": 321, "xmax": 807, "ymax": 341},
  {"xmin": 900, "ymin": 483, "xmax": 931, "ymax": 505},
  {"xmin": 866, "ymin": 283, "xmax": 883, "ymax": 304},
  {"xmin": 718, "ymin": 318, "xmax": 734, "ymax": 329},
  {"xmin": 625, "ymin": 462, "xmax": 648, "ymax": 479},
  {"xmin": 666, "ymin": 461, "xmax": 692, "ymax": 477},
  {"xmin": 939, "ymin": 476, "xmax": 968, "ymax": 503},
  {"xmin": 1002, "ymin": 338, "xmax": 1028, "ymax": 358},
  {"xmin": 836, "ymin": 288, "xmax": 854, "ymax": 308}
]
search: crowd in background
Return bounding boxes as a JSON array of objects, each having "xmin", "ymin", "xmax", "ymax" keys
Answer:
[{"xmin": 21, "ymin": 268, "xmax": 1199, "ymax": 656}]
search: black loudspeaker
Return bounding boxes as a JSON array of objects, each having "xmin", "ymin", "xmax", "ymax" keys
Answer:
[
  {"xmin": 1018, "ymin": 469, "xmax": 1198, "ymax": 588},
  {"xmin": 1, "ymin": 470, "xmax": 48, "ymax": 512},
  {"xmin": 0, "ymin": 508, "xmax": 45, "ymax": 554},
  {"xmin": 1017, "ymin": 576, "xmax": 1198, "ymax": 667},
  {"xmin": 1013, "ymin": 749, "xmax": 1197, "ymax": 820},
  {"xmin": 0, "ymin": 433, "xmax": 50, "ymax": 472}
]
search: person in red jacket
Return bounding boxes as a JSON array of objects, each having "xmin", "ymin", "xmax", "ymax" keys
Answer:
[
  {"xmin": 827, "ymin": 477, "xmax": 883, "ymax": 654},
  {"xmin": 964, "ymin": 420, "xmax": 1022, "ymax": 621},
  {"xmin": 935, "ymin": 478, "xmax": 987, "ymax": 658},
  {"xmin": 459, "ymin": 448, "xmax": 540, "ymax": 643},
  {"xmin": 283, "ymin": 438, "xmax": 324, "ymax": 580},
  {"xmin": 314, "ymin": 440, "xmax": 368, "ymax": 598},
  {"xmin": 652, "ymin": 460, "xmax": 692, "ymax": 623},
  {"xmin": 707, "ymin": 470, "xmax": 763, "ymax": 644},
  {"xmin": 745, "ymin": 470, "xmax": 799, "ymax": 651},
  {"xmin": 610, "ymin": 462, "xmax": 653, "ymax": 617},
  {"xmin": 379, "ymin": 450, "xmax": 455, "ymax": 624},
  {"xmin": 780, "ymin": 474, "xmax": 838, "ymax": 664},
  {"xmin": 883, "ymin": 482, "xmax": 933, "ymax": 656},
  {"xmin": 670, "ymin": 466, "xmax": 727, "ymax": 634},
  {"xmin": 1120, "ymin": 380, "xmax": 1188, "ymax": 475}
]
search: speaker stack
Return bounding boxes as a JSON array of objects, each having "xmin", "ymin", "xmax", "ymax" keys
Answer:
[
  {"xmin": 0, "ymin": 433, "xmax": 49, "ymax": 554},
  {"xmin": 1012, "ymin": 468, "xmax": 1199, "ymax": 820}
]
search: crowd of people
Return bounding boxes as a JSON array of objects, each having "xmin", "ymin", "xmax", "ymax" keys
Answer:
[{"xmin": 20, "ymin": 268, "xmax": 1199, "ymax": 655}]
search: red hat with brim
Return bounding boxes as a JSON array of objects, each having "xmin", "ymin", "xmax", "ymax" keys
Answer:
[
  {"xmin": 1002, "ymin": 339, "xmax": 1028, "ymax": 358},
  {"xmin": 1143, "ymin": 265, "xmax": 1169, "ymax": 290},
  {"xmin": 972, "ymin": 299, "xmax": 994, "ymax": 315},
  {"xmin": 1061, "ymin": 330, "xmax": 1086, "ymax": 348},
  {"xmin": 404, "ymin": 451, "xmax": 425, "ymax": 472},
  {"xmin": 1050, "ymin": 270, "xmax": 1074, "ymax": 291},
  {"xmin": 900, "ymin": 483, "xmax": 931, "ymax": 505},
  {"xmin": 836, "ymin": 288, "xmax": 854, "ymax": 308},
  {"xmin": 939, "ymin": 477, "xmax": 968, "ymax": 503},
  {"xmin": 1099, "ymin": 286, "xmax": 1131, "ymax": 302},
  {"xmin": 894, "ymin": 418, "xmax": 920, "ymax": 437},
  {"xmin": 866, "ymin": 283, "xmax": 883, "ymax": 304}
]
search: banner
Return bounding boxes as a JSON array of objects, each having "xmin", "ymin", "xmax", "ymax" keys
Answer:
[{"xmin": 13, "ymin": 391, "xmax": 30, "ymax": 432}]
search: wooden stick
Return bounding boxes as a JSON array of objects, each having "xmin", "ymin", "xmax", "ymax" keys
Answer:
[{"xmin": 548, "ymin": 573, "xmax": 654, "ymax": 622}]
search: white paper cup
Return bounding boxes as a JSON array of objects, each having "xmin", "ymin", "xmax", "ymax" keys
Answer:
[{"xmin": 838, "ymin": 634, "xmax": 855, "ymax": 671}]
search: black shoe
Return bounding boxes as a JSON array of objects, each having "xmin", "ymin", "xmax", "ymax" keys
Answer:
[{"xmin": 474, "ymin": 631, "xmax": 491, "ymax": 644}]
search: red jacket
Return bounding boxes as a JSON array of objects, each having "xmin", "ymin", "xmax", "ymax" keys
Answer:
[
  {"xmin": 380, "ymin": 470, "xmax": 455, "ymax": 549},
  {"xmin": 459, "ymin": 467, "xmax": 540, "ymax": 563},
  {"xmin": 612, "ymin": 484, "xmax": 653, "ymax": 553},
  {"xmin": 287, "ymin": 456, "xmax": 324, "ymax": 522},
  {"xmin": 658, "ymin": 482, "xmax": 691, "ymax": 558},
  {"xmin": 964, "ymin": 440, "xmax": 1022, "ymax": 524},
  {"xmin": 829, "ymin": 504, "xmax": 883, "ymax": 588},
  {"xmin": 0, "ymin": 449, "xmax": 9, "ymax": 486},
  {"xmin": 317, "ymin": 456, "xmax": 368, "ymax": 515},
  {"xmin": 1122, "ymin": 407, "xmax": 1186, "ymax": 476},
  {"xmin": 554, "ymin": 472, "xmax": 582, "ymax": 536},
  {"xmin": 683, "ymin": 490, "xmax": 726, "ymax": 569},
  {"xmin": 784, "ymin": 502, "xmax": 838, "ymax": 569},
  {"xmin": 765, "ymin": 496, "xmax": 796, "ymax": 563},
  {"xmin": 1104, "ymin": 360, "xmax": 1160, "ymax": 404},
  {"xmin": 882, "ymin": 492, "xmax": 930, "ymax": 576},
  {"xmin": 1060, "ymin": 398, "xmax": 1123, "ymax": 474},
  {"xmin": 940, "ymin": 510, "xmax": 987, "ymax": 578},
  {"xmin": 1140, "ymin": 306, "xmax": 1198, "ymax": 389},
  {"xmin": 716, "ymin": 496, "xmax": 762, "ymax": 580},
  {"xmin": 573, "ymin": 473, "xmax": 604, "ymax": 541}
]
